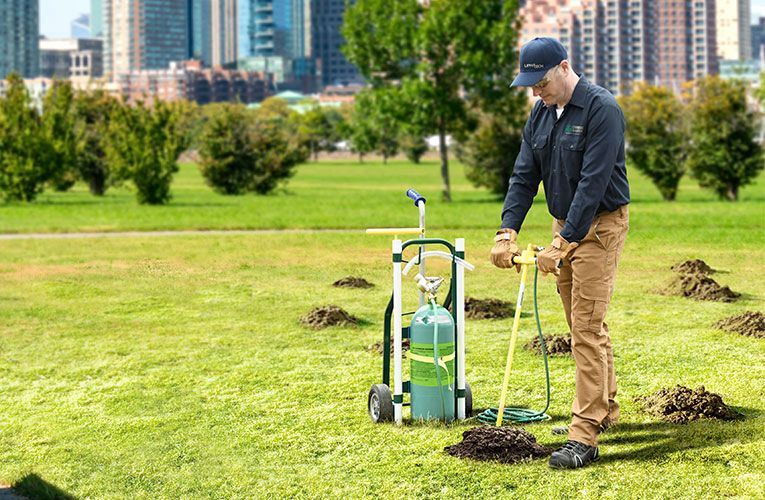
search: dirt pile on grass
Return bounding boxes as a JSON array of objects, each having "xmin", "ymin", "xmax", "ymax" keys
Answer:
[
  {"xmin": 300, "ymin": 306, "xmax": 358, "ymax": 329},
  {"xmin": 715, "ymin": 311, "xmax": 765, "ymax": 338},
  {"xmin": 671, "ymin": 259, "xmax": 715, "ymax": 275},
  {"xmin": 524, "ymin": 333, "xmax": 572, "ymax": 356},
  {"xmin": 445, "ymin": 426, "xmax": 551, "ymax": 464},
  {"xmin": 367, "ymin": 338, "xmax": 410, "ymax": 355},
  {"xmin": 635, "ymin": 385, "xmax": 741, "ymax": 424},
  {"xmin": 463, "ymin": 297, "xmax": 516, "ymax": 320},
  {"xmin": 332, "ymin": 276, "xmax": 374, "ymax": 289},
  {"xmin": 661, "ymin": 273, "xmax": 740, "ymax": 302}
]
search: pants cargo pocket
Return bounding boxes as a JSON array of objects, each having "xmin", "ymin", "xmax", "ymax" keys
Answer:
[{"xmin": 574, "ymin": 281, "xmax": 611, "ymax": 334}]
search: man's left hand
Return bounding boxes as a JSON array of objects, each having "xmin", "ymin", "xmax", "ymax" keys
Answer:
[{"xmin": 537, "ymin": 233, "xmax": 578, "ymax": 276}]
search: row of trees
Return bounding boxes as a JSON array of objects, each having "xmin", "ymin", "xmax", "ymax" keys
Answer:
[
  {"xmin": 0, "ymin": 75, "xmax": 312, "ymax": 204},
  {"xmin": 620, "ymin": 76, "xmax": 764, "ymax": 201},
  {"xmin": 0, "ymin": 73, "xmax": 192, "ymax": 204}
]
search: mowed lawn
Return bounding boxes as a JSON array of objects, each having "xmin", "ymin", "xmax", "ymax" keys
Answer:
[{"xmin": 0, "ymin": 158, "xmax": 763, "ymax": 498}]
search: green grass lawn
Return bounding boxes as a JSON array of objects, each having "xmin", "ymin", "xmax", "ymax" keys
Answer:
[{"xmin": 0, "ymin": 157, "xmax": 763, "ymax": 498}]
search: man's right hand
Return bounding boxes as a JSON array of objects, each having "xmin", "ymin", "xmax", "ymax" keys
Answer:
[{"xmin": 490, "ymin": 228, "xmax": 521, "ymax": 271}]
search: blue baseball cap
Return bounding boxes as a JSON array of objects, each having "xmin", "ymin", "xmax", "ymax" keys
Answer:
[{"xmin": 511, "ymin": 37, "xmax": 568, "ymax": 87}]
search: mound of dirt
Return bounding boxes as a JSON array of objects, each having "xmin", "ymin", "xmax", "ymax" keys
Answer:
[
  {"xmin": 635, "ymin": 385, "xmax": 741, "ymax": 424},
  {"xmin": 715, "ymin": 311, "xmax": 765, "ymax": 339},
  {"xmin": 463, "ymin": 297, "xmax": 516, "ymax": 320},
  {"xmin": 332, "ymin": 276, "xmax": 374, "ymax": 289},
  {"xmin": 661, "ymin": 273, "xmax": 740, "ymax": 302},
  {"xmin": 300, "ymin": 306, "xmax": 358, "ymax": 329},
  {"xmin": 445, "ymin": 426, "xmax": 551, "ymax": 464},
  {"xmin": 671, "ymin": 259, "xmax": 715, "ymax": 275},
  {"xmin": 524, "ymin": 333, "xmax": 572, "ymax": 356},
  {"xmin": 367, "ymin": 338, "xmax": 410, "ymax": 355}
]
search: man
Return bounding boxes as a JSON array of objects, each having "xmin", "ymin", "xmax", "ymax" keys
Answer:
[{"xmin": 491, "ymin": 37, "xmax": 630, "ymax": 469}]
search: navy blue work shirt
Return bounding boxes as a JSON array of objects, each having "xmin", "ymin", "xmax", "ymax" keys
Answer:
[{"xmin": 500, "ymin": 76, "xmax": 630, "ymax": 243}]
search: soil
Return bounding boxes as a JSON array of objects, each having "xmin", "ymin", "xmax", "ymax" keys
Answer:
[
  {"xmin": 332, "ymin": 276, "xmax": 374, "ymax": 289},
  {"xmin": 715, "ymin": 311, "xmax": 765, "ymax": 339},
  {"xmin": 444, "ymin": 426, "xmax": 551, "ymax": 464},
  {"xmin": 671, "ymin": 259, "xmax": 715, "ymax": 275},
  {"xmin": 524, "ymin": 333, "xmax": 572, "ymax": 356},
  {"xmin": 660, "ymin": 273, "xmax": 740, "ymax": 302},
  {"xmin": 300, "ymin": 305, "xmax": 358, "ymax": 329},
  {"xmin": 635, "ymin": 385, "xmax": 742, "ymax": 424},
  {"xmin": 463, "ymin": 297, "xmax": 516, "ymax": 320},
  {"xmin": 367, "ymin": 338, "xmax": 410, "ymax": 355}
]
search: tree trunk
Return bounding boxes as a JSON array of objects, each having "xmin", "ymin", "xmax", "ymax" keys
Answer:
[
  {"xmin": 439, "ymin": 121, "xmax": 451, "ymax": 202},
  {"xmin": 725, "ymin": 184, "xmax": 738, "ymax": 201},
  {"xmin": 89, "ymin": 173, "xmax": 106, "ymax": 196},
  {"xmin": 358, "ymin": 152, "xmax": 363, "ymax": 163},
  {"xmin": 383, "ymin": 152, "xmax": 388, "ymax": 165},
  {"xmin": 312, "ymin": 141, "xmax": 317, "ymax": 162}
]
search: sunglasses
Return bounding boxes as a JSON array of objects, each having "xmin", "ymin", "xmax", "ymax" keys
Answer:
[{"xmin": 531, "ymin": 65, "xmax": 560, "ymax": 90}]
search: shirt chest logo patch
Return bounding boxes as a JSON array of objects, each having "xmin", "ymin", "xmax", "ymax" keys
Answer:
[{"xmin": 564, "ymin": 124, "xmax": 584, "ymax": 135}]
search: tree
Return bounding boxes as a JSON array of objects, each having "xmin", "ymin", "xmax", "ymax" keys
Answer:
[
  {"xmin": 0, "ymin": 73, "xmax": 52, "ymax": 202},
  {"xmin": 106, "ymin": 99, "xmax": 190, "ymax": 205},
  {"xmin": 398, "ymin": 130, "xmax": 428, "ymax": 164},
  {"xmin": 685, "ymin": 76, "xmax": 763, "ymax": 201},
  {"xmin": 197, "ymin": 103, "xmax": 259, "ymax": 194},
  {"xmin": 298, "ymin": 105, "xmax": 344, "ymax": 161},
  {"xmin": 454, "ymin": 104, "xmax": 527, "ymax": 196},
  {"xmin": 619, "ymin": 83, "xmax": 687, "ymax": 201},
  {"xmin": 197, "ymin": 103, "xmax": 308, "ymax": 195},
  {"xmin": 343, "ymin": 0, "xmax": 524, "ymax": 201},
  {"xmin": 42, "ymin": 80, "xmax": 79, "ymax": 191},
  {"xmin": 250, "ymin": 113, "xmax": 309, "ymax": 194},
  {"xmin": 72, "ymin": 90, "xmax": 118, "ymax": 196},
  {"xmin": 350, "ymin": 88, "xmax": 400, "ymax": 164}
]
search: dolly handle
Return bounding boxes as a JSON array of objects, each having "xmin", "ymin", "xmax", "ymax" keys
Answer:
[{"xmin": 406, "ymin": 188, "xmax": 426, "ymax": 206}]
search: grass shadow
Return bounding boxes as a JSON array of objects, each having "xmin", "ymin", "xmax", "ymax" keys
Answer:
[
  {"xmin": 596, "ymin": 417, "xmax": 760, "ymax": 464},
  {"xmin": 13, "ymin": 473, "xmax": 76, "ymax": 500}
]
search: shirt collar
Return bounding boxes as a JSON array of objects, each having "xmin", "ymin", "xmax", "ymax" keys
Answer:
[
  {"xmin": 568, "ymin": 76, "xmax": 588, "ymax": 109},
  {"xmin": 544, "ymin": 75, "xmax": 588, "ymax": 112}
]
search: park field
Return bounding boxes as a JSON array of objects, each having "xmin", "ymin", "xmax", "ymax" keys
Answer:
[{"xmin": 0, "ymin": 158, "xmax": 763, "ymax": 498}]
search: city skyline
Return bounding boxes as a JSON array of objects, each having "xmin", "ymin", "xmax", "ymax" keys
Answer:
[{"xmin": 38, "ymin": 0, "xmax": 765, "ymax": 39}]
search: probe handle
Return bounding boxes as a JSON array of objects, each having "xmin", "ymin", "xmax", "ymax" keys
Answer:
[{"xmin": 406, "ymin": 188, "xmax": 426, "ymax": 206}]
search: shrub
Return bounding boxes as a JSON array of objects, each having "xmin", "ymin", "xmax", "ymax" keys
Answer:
[
  {"xmin": 198, "ymin": 103, "xmax": 308, "ymax": 195},
  {"xmin": 619, "ymin": 83, "xmax": 687, "ymax": 201},
  {"xmin": 0, "ymin": 73, "xmax": 52, "ymax": 202},
  {"xmin": 685, "ymin": 76, "xmax": 764, "ymax": 201},
  {"xmin": 106, "ymin": 99, "xmax": 190, "ymax": 205}
]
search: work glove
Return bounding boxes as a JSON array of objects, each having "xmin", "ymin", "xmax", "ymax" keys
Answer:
[
  {"xmin": 536, "ymin": 233, "xmax": 578, "ymax": 277},
  {"xmin": 490, "ymin": 228, "xmax": 521, "ymax": 272}
]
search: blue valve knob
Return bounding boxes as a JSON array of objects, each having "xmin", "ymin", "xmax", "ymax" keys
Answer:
[{"xmin": 406, "ymin": 188, "xmax": 426, "ymax": 206}]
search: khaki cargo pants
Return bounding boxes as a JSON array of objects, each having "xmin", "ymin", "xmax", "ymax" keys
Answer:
[{"xmin": 553, "ymin": 205, "xmax": 629, "ymax": 447}]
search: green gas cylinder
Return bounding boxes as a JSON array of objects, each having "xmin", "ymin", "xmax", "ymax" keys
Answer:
[{"xmin": 409, "ymin": 303, "xmax": 455, "ymax": 421}]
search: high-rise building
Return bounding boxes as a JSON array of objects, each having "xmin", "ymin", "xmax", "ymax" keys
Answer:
[
  {"xmin": 0, "ymin": 0, "xmax": 40, "ymax": 78},
  {"xmin": 91, "ymin": 0, "xmax": 104, "ymax": 38},
  {"xmin": 716, "ymin": 0, "xmax": 751, "ymax": 61},
  {"xmin": 309, "ymin": 0, "xmax": 361, "ymax": 87},
  {"xmin": 240, "ymin": 0, "xmax": 359, "ymax": 90},
  {"xmin": 753, "ymin": 17, "xmax": 765, "ymax": 62},
  {"xmin": 190, "ymin": 0, "xmax": 213, "ymax": 65},
  {"xmin": 71, "ymin": 14, "xmax": 91, "ymax": 39},
  {"xmin": 211, "ymin": 0, "xmax": 238, "ymax": 66},
  {"xmin": 103, "ymin": 0, "xmax": 190, "ymax": 79},
  {"xmin": 519, "ymin": 0, "xmax": 717, "ymax": 95}
]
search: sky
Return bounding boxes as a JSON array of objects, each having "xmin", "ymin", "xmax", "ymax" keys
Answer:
[
  {"xmin": 38, "ymin": 0, "xmax": 765, "ymax": 39},
  {"xmin": 39, "ymin": 0, "xmax": 90, "ymax": 38}
]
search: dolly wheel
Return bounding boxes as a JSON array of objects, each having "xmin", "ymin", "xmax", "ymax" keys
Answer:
[
  {"xmin": 368, "ymin": 384, "xmax": 394, "ymax": 423},
  {"xmin": 465, "ymin": 381, "xmax": 473, "ymax": 417}
]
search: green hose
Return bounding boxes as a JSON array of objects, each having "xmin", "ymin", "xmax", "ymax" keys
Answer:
[
  {"xmin": 477, "ymin": 266, "xmax": 551, "ymax": 424},
  {"xmin": 431, "ymin": 299, "xmax": 447, "ymax": 419}
]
